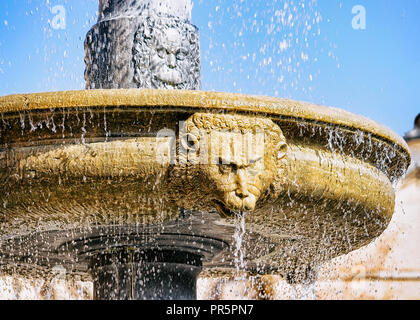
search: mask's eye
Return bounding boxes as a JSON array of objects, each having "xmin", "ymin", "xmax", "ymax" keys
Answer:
[
  {"xmin": 247, "ymin": 157, "xmax": 262, "ymax": 176},
  {"xmin": 176, "ymin": 49, "xmax": 188, "ymax": 61},
  {"xmin": 218, "ymin": 158, "xmax": 235, "ymax": 174},
  {"xmin": 219, "ymin": 164, "xmax": 233, "ymax": 174},
  {"xmin": 157, "ymin": 47, "xmax": 167, "ymax": 59}
]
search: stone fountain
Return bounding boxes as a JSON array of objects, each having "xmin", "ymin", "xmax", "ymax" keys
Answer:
[{"xmin": 0, "ymin": 0, "xmax": 411, "ymax": 300}]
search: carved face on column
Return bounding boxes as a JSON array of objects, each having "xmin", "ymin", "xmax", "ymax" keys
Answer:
[
  {"xmin": 150, "ymin": 27, "xmax": 186, "ymax": 87},
  {"xmin": 179, "ymin": 113, "xmax": 288, "ymax": 217},
  {"xmin": 133, "ymin": 15, "xmax": 201, "ymax": 90}
]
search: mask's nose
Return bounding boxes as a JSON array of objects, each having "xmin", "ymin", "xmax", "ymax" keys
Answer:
[
  {"xmin": 235, "ymin": 169, "xmax": 250, "ymax": 199},
  {"xmin": 243, "ymin": 203, "xmax": 253, "ymax": 211},
  {"xmin": 167, "ymin": 53, "xmax": 176, "ymax": 69}
]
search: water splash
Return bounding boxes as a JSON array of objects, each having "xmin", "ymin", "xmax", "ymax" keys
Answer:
[
  {"xmin": 233, "ymin": 211, "xmax": 247, "ymax": 275},
  {"xmin": 199, "ymin": 0, "xmax": 335, "ymax": 99}
]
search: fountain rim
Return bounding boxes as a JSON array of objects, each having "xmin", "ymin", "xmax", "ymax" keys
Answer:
[
  {"xmin": 0, "ymin": 89, "xmax": 409, "ymax": 276},
  {"xmin": 0, "ymin": 88, "xmax": 410, "ymax": 163}
]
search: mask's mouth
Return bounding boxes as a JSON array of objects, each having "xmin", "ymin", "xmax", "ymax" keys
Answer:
[
  {"xmin": 213, "ymin": 199, "xmax": 249, "ymax": 218},
  {"xmin": 156, "ymin": 68, "xmax": 182, "ymax": 85},
  {"xmin": 213, "ymin": 199, "xmax": 234, "ymax": 218}
]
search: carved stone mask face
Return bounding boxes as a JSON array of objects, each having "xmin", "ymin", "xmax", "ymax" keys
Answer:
[
  {"xmin": 151, "ymin": 27, "xmax": 186, "ymax": 87},
  {"xmin": 180, "ymin": 113, "xmax": 287, "ymax": 217},
  {"xmin": 133, "ymin": 15, "xmax": 201, "ymax": 90},
  {"xmin": 208, "ymin": 131, "xmax": 267, "ymax": 214}
]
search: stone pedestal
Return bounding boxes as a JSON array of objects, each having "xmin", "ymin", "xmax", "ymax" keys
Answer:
[{"xmin": 90, "ymin": 249, "xmax": 202, "ymax": 300}]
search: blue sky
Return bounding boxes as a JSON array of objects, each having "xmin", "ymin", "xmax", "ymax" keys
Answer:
[{"xmin": 0, "ymin": 0, "xmax": 419, "ymax": 136}]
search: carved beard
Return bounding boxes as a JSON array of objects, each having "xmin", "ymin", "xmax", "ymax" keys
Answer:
[
  {"xmin": 150, "ymin": 56, "xmax": 184, "ymax": 88},
  {"xmin": 206, "ymin": 162, "xmax": 267, "ymax": 216}
]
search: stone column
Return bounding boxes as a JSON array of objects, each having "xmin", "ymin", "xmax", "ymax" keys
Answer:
[{"xmin": 84, "ymin": 0, "xmax": 201, "ymax": 90}]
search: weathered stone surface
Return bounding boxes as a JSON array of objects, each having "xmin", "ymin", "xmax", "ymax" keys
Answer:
[
  {"xmin": 0, "ymin": 0, "xmax": 413, "ymax": 301},
  {"xmin": 98, "ymin": 0, "xmax": 193, "ymax": 22},
  {"xmin": 0, "ymin": 90, "xmax": 409, "ymax": 280},
  {"xmin": 85, "ymin": 0, "xmax": 201, "ymax": 90}
]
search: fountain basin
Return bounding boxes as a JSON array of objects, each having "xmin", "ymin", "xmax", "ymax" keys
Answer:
[{"xmin": 0, "ymin": 89, "xmax": 410, "ymax": 281}]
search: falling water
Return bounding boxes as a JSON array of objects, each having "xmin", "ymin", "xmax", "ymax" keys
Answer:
[
  {"xmin": 0, "ymin": 0, "xmax": 412, "ymax": 301},
  {"xmin": 233, "ymin": 212, "xmax": 247, "ymax": 274},
  {"xmin": 201, "ymin": 0, "xmax": 334, "ymax": 99}
]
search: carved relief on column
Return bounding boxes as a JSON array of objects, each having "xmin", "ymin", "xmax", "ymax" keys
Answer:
[
  {"xmin": 84, "ymin": 3, "xmax": 201, "ymax": 90},
  {"xmin": 132, "ymin": 13, "xmax": 201, "ymax": 90}
]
